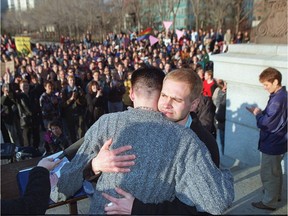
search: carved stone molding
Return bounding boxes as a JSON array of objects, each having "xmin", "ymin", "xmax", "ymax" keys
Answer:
[{"xmin": 255, "ymin": 0, "xmax": 287, "ymax": 44}]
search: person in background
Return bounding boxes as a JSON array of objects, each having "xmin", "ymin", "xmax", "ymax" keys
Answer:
[
  {"xmin": 196, "ymin": 68, "xmax": 217, "ymax": 137},
  {"xmin": 242, "ymin": 31, "xmax": 250, "ymax": 43},
  {"xmin": 224, "ymin": 29, "xmax": 232, "ymax": 45},
  {"xmin": 212, "ymin": 79, "xmax": 227, "ymax": 155},
  {"xmin": 247, "ymin": 67, "xmax": 287, "ymax": 211},
  {"xmin": 196, "ymin": 67, "xmax": 204, "ymax": 81},
  {"xmin": 163, "ymin": 62, "xmax": 172, "ymax": 74},
  {"xmin": 1, "ymin": 157, "xmax": 62, "ymax": 215},
  {"xmin": 122, "ymin": 70, "xmax": 133, "ymax": 110},
  {"xmin": 114, "ymin": 63, "xmax": 126, "ymax": 81},
  {"xmin": 107, "ymin": 73, "xmax": 125, "ymax": 113},
  {"xmin": 16, "ymin": 80, "xmax": 33, "ymax": 147},
  {"xmin": 61, "ymin": 75, "xmax": 86, "ymax": 143},
  {"xmin": 44, "ymin": 120, "xmax": 70, "ymax": 155},
  {"xmin": 40, "ymin": 81, "xmax": 61, "ymax": 130},
  {"xmin": 1, "ymin": 83, "xmax": 22, "ymax": 145},
  {"xmin": 234, "ymin": 31, "xmax": 243, "ymax": 44},
  {"xmin": 203, "ymin": 70, "xmax": 217, "ymax": 98},
  {"xmin": 85, "ymin": 80, "xmax": 105, "ymax": 128},
  {"xmin": 195, "ymin": 93, "xmax": 216, "ymax": 138},
  {"xmin": 28, "ymin": 75, "xmax": 44, "ymax": 150},
  {"xmin": 200, "ymin": 49, "xmax": 209, "ymax": 70}
]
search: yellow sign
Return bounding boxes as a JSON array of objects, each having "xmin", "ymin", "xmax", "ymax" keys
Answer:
[{"xmin": 15, "ymin": 37, "xmax": 31, "ymax": 55}]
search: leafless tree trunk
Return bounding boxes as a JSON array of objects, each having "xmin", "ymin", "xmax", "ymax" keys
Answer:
[
  {"xmin": 190, "ymin": 0, "xmax": 201, "ymax": 31},
  {"xmin": 126, "ymin": 0, "xmax": 143, "ymax": 32},
  {"xmin": 107, "ymin": 0, "xmax": 126, "ymax": 32},
  {"xmin": 2, "ymin": 11, "xmax": 24, "ymax": 35},
  {"xmin": 208, "ymin": 0, "xmax": 231, "ymax": 30},
  {"xmin": 168, "ymin": 0, "xmax": 181, "ymax": 31},
  {"xmin": 1, "ymin": 0, "xmax": 265, "ymax": 43},
  {"xmin": 156, "ymin": 0, "xmax": 169, "ymax": 22},
  {"xmin": 233, "ymin": 0, "xmax": 263, "ymax": 33}
]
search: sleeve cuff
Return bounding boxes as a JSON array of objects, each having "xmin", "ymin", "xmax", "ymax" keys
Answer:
[{"xmin": 83, "ymin": 159, "xmax": 101, "ymax": 182}]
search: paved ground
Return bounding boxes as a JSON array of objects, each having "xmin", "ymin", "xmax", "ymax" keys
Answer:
[
  {"xmin": 46, "ymin": 154, "xmax": 287, "ymax": 215},
  {"xmin": 221, "ymin": 155, "xmax": 287, "ymax": 215}
]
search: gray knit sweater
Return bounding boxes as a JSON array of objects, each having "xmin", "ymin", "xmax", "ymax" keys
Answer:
[{"xmin": 51, "ymin": 108, "xmax": 234, "ymax": 214}]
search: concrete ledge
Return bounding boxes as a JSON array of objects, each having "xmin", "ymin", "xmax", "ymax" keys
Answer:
[
  {"xmin": 211, "ymin": 53, "xmax": 287, "ymax": 68},
  {"xmin": 227, "ymin": 44, "xmax": 288, "ymax": 56}
]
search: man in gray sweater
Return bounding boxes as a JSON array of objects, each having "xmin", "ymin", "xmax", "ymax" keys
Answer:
[{"xmin": 51, "ymin": 66, "xmax": 234, "ymax": 215}]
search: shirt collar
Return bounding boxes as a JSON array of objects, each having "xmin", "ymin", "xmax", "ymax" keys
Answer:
[{"xmin": 184, "ymin": 114, "xmax": 193, "ymax": 128}]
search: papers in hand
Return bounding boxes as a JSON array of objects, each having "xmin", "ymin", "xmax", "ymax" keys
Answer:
[
  {"xmin": 47, "ymin": 151, "xmax": 69, "ymax": 190},
  {"xmin": 46, "ymin": 151, "xmax": 69, "ymax": 178}
]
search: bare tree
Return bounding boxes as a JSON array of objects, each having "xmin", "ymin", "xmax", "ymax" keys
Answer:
[
  {"xmin": 3, "ymin": 0, "xmax": 122, "ymax": 41},
  {"xmin": 28, "ymin": 0, "xmax": 65, "ymax": 40},
  {"xmin": 132, "ymin": 0, "xmax": 158, "ymax": 29},
  {"xmin": 2, "ymin": 11, "xmax": 24, "ymax": 35},
  {"xmin": 208, "ymin": 0, "xmax": 231, "ymax": 30},
  {"xmin": 232, "ymin": 0, "xmax": 264, "ymax": 33},
  {"xmin": 80, "ymin": 0, "xmax": 103, "ymax": 36},
  {"xmin": 155, "ymin": 0, "xmax": 170, "ymax": 22},
  {"xmin": 190, "ymin": 0, "xmax": 201, "ymax": 31},
  {"xmin": 168, "ymin": 0, "xmax": 181, "ymax": 31},
  {"xmin": 145, "ymin": 0, "xmax": 159, "ymax": 28},
  {"xmin": 125, "ymin": 0, "xmax": 144, "ymax": 32},
  {"xmin": 2, "ymin": 0, "xmax": 263, "ymax": 43},
  {"xmin": 106, "ymin": 0, "xmax": 126, "ymax": 33}
]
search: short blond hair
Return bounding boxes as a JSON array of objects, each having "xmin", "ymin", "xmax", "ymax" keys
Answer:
[{"xmin": 164, "ymin": 69, "xmax": 202, "ymax": 101}]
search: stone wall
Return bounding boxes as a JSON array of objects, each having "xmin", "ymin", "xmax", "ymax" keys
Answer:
[{"xmin": 255, "ymin": 0, "xmax": 287, "ymax": 44}]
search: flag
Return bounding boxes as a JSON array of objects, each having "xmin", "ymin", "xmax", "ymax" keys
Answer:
[
  {"xmin": 163, "ymin": 21, "xmax": 173, "ymax": 31},
  {"xmin": 137, "ymin": 27, "xmax": 153, "ymax": 41},
  {"xmin": 149, "ymin": 35, "xmax": 158, "ymax": 46},
  {"xmin": 15, "ymin": 37, "xmax": 31, "ymax": 56},
  {"xmin": 176, "ymin": 29, "xmax": 184, "ymax": 40}
]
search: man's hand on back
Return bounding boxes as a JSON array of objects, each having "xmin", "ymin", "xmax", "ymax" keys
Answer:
[
  {"xmin": 102, "ymin": 187, "xmax": 135, "ymax": 215},
  {"xmin": 92, "ymin": 138, "xmax": 136, "ymax": 173}
]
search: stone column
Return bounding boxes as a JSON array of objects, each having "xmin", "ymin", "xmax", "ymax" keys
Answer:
[{"xmin": 255, "ymin": 0, "xmax": 287, "ymax": 44}]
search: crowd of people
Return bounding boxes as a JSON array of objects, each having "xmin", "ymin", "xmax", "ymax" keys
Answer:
[
  {"xmin": 1, "ymin": 26, "xmax": 286, "ymax": 215},
  {"xmin": 0, "ymin": 27, "xmax": 231, "ymax": 155}
]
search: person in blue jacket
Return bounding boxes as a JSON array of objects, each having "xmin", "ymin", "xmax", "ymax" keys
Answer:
[{"xmin": 247, "ymin": 67, "xmax": 287, "ymax": 211}]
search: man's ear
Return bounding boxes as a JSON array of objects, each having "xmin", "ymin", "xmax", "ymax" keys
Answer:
[
  {"xmin": 129, "ymin": 88, "xmax": 135, "ymax": 101},
  {"xmin": 190, "ymin": 98, "xmax": 200, "ymax": 112}
]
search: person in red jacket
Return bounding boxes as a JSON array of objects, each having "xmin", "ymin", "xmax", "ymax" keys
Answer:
[{"xmin": 203, "ymin": 69, "xmax": 217, "ymax": 97}]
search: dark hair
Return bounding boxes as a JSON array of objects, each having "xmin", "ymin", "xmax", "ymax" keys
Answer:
[
  {"xmin": 217, "ymin": 79, "xmax": 225, "ymax": 90},
  {"xmin": 88, "ymin": 80, "xmax": 100, "ymax": 94},
  {"xmin": 44, "ymin": 80, "xmax": 53, "ymax": 87},
  {"xmin": 131, "ymin": 66, "xmax": 165, "ymax": 93},
  {"xmin": 49, "ymin": 120, "xmax": 62, "ymax": 129},
  {"xmin": 259, "ymin": 67, "xmax": 282, "ymax": 85}
]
